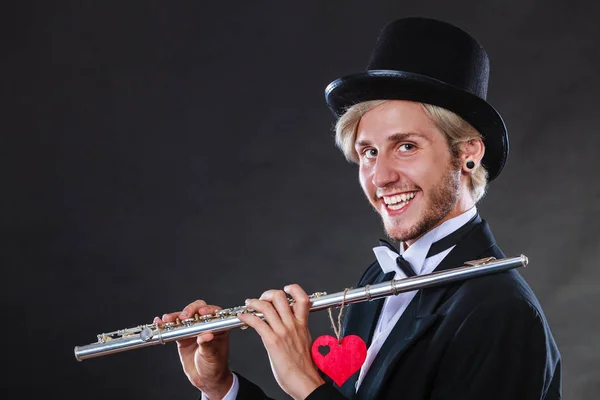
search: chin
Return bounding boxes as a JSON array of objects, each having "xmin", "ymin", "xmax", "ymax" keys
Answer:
[
  {"xmin": 382, "ymin": 208, "xmax": 444, "ymax": 243},
  {"xmin": 383, "ymin": 220, "xmax": 415, "ymax": 243},
  {"xmin": 385, "ymin": 229, "xmax": 416, "ymax": 243}
]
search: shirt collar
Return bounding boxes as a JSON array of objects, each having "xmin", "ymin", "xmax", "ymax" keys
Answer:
[{"xmin": 373, "ymin": 206, "xmax": 478, "ymax": 276}]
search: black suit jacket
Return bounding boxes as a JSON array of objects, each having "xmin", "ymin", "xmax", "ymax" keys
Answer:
[{"xmin": 236, "ymin": 219, "xmax": 562, "ymax": 399}]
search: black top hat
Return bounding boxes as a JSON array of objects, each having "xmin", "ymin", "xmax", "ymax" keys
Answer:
[{"xmin": 325, "ymin": 17, "xmax": 508, "ymax": 181}]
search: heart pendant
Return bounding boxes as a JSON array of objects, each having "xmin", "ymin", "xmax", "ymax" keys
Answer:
[{"xmin": 311, "ymin": 334, "xmax": 367, "ymax": 387}]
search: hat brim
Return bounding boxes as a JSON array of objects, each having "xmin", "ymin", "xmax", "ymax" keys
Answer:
[{"xmin": 325, "ymin": 70, "xmax": 508, "ymax": 181}]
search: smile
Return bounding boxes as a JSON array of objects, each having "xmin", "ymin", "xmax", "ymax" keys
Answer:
[{"xmin": 381, "ymin": 191, "xmax": 417, "ymax": 211}]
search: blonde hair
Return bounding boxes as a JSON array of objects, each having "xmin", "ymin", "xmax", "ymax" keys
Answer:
[{"xmin": 334, "ymin": 100, "xmax": 488, "ymax": 202}]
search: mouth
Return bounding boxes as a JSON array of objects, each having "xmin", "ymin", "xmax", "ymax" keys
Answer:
[{"xmin": 380, "ymin": 191, "xmax": 418, "ymax": 213}]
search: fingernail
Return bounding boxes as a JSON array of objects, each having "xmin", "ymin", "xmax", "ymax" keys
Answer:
[
  {"xmin": 180, "ymin": 310, "xmax": 189, "ymax": 317},
  {"xmin": 244, "ymin": 298, "xmax": 250, "ymax": 305},
  {"xmin": 283, "ymin": 285, "xmax": 290, "ymax": 293}
]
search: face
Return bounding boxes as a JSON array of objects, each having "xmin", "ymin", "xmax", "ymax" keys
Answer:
[{"xmin": 355, "ymin": 100, "xmax": 467, "ymax": 245}]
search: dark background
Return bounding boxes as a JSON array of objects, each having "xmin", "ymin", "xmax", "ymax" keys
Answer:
[{"xmin": 3, "ymin": 1, "xmax": 599, "ymax": 398}]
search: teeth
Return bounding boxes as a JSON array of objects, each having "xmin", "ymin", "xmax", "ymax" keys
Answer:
[
  {"xmin": 383, "ymin": 192, "xmax": 416, "ymax": 205},
  {"xmin": 388, "ymin": 203, "xmax": 406, "ymax": 210}
]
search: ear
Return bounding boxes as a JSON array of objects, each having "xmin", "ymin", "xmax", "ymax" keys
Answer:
[{"xmin": 459, "ymin": 138, "xmax": 485, "ymax": 174}]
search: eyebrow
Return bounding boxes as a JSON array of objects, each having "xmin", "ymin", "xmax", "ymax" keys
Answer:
[{"xmin": 354, "ymin": 132, "xmax": 432, "ymax": 148}]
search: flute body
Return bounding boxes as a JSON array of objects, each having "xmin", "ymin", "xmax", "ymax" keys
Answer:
[{"xmin": 74, "ymin": 255, "xmax": 527, "ymax": 361}]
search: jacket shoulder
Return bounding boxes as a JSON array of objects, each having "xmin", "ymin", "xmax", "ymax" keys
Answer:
[{"xmin": 444, "ymin": 268, "xmax": 543, "ymax": 313}]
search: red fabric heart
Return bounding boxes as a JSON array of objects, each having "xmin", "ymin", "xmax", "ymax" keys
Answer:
[{"xmin": 311, "ymin": 334, "xmax": 367, "ymax": 387}]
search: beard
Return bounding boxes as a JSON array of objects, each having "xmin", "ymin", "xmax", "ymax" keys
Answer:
[{"xmin": 383, "ymin": 163, "xmax": 462, "ymax": 243}]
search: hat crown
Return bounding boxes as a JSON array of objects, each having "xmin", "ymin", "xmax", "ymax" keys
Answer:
[{"xmin": 367, "ymin": 17, "xmax": 490, "ymax": 99}]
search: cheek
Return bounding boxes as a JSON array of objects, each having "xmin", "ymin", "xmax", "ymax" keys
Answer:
[
  {"xmin": 407, "ymin": 165, "xmax": 429, "ymax": 184},
  {"xmin": 409, "ymin": 153, "xmax": 450, "ymax": 187},
  {"xmin": 358, "ymin": 166, "xmax": 373, "ymax": 194}
]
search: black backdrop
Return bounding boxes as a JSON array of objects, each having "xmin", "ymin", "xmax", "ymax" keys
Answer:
[{"xmin": 3, "ymin": 1, "xmax": 599, "ymax": 398}]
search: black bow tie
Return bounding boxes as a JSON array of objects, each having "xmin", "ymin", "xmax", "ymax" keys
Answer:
[
  {"xmin": 378, "ymin": 213, "xmax": 481, "ymax": 277},
  {"xmin": 395, "ymin": 255, "xmax": 416, "ymax": 278}
]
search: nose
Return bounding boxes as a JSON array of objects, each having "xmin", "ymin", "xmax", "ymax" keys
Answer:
[{"xmin": 372, "ymin": 153, "xmax": 400, "ymax": 188}]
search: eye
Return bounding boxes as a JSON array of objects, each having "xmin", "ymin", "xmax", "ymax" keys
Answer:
[
  {"xmin": 398, "ymin": 143, "xmax": 416, "ymax": 152},
  {"xmin": 362, "ymin": 148, "xmax": 378, "ymax": 159}
]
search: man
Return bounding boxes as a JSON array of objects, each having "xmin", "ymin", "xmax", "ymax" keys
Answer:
[{"xmin": 157, "ymin": 17, "xmax": 561, "ymax": 399}]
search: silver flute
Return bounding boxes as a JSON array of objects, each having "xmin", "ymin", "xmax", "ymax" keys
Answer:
[{"xmin": 74, "ymin": 255, "xmax": 527, "ymax": 361}]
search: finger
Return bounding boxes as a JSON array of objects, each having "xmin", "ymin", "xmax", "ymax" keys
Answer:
[
  {"xmin": 179, "ymin": 303, "xmax": 225, "ymax": 344},
  {"xmin": 157, "ymin": 300, "xmax": 223, "ymax": 344},
  {"xmin": 180, "ymin": 300, "xmax": 211, "ymax": 319},
  {"xmin": 197, "ymin": 332, "xmax": 214, "ymax": 344},
  {"xmin": 284, "ymin": 284, "xmax": 311, "ymax": 325},
  {"xmin": 152, "ymin": 312, "xmax": 195, "ymax": 347},
  {"xmin": 246, "ymin": 298, "xmax": 286, "ymax": 333},
  {"xmin": 195, "ymin": 329, "xmax": 229, "ymax": 345},
  {"xmin": 237, "ymin": 312, "xmax": 276, "ymax": 344},
  {"xmin": 259, "ymin": 290, "xmax": 295, "ymax": 325},
  {"xmin": 157, "ymin": 300, "xmax": 209, "ymax": 324},
  {"xmin": 182, "ymin": 305, "xmax": 222, "ymax": 323},
  {"xmin": 159, "ymin": 312, "xmax": 181, "ymax": 323}
]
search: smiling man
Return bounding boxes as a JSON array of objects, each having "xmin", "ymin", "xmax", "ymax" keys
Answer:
[{"xmin": 160, "ymin": 17, "xmax": 562, "ymax": 400}]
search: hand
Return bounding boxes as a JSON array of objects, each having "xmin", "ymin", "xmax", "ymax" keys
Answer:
[
  {"xmin": 238, "ymin": 284, "xmax": 325, "ymax": 400},
  {"xmin": 155, "ymin": 300, "xmax": 233, "ymax": 399}
]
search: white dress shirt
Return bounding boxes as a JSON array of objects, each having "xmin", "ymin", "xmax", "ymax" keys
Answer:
[
  {"xmin": 201, "ymin": 372, "xmax": 239, "ymax": 400},
  {"xmin": 205, "ymin": 206, "xmax": 478, "ymax": 399}
]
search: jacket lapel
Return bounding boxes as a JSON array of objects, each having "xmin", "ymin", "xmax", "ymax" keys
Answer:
[
  {"xmin": 356, "ymin": 302, "xmax": 439, "ymax": 399},
  {"xmin": 355, "ymin": 219, "xmax": 500, "ymax": 399},
  {"xmin": 338, "ymin": 267, "xmax": 395, "ymax": 398}
]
